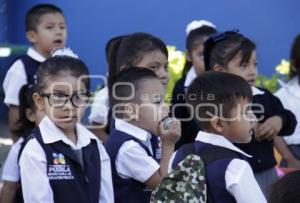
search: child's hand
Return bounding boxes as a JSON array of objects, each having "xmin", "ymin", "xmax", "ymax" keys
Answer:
[
  {"xmin": 158, "ymin": 117, "xmax": 181, "ymax": 146},
  {"xmin": 254, "ymin": 116, "xmax": 283, "ymax": 141}
]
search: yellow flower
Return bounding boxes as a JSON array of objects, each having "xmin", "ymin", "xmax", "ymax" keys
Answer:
[{"xmin": 275, "ymin": 59, "xmax": 290, "ymax": 75}]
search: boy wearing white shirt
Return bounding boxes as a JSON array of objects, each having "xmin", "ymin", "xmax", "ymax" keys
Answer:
[
  {"xmin": 3, "ymin": 4, "xmax": 67, "ymax": 141},
  {"xmin": 105, "ymin": 67, "xmax": 181, "ymax": 202},
  {"xmin": 170, "ymin": 72, "xmax": 266, "ymax": 202}
]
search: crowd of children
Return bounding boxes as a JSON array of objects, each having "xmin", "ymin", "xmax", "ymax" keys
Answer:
[{"xmin": 1, "ymin": 3, "xmax": 300, "ymax": 203}]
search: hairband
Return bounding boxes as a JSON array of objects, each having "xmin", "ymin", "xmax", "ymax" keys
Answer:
[
  {"xmin": 51, "ymin": 47, "xmax": 79, "ymax": 58},
  {"xmin": 185, "ymin": 20, "xmax": 216, "ymax": 35}
]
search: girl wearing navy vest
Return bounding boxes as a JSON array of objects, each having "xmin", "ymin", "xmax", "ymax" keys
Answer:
[
  {"xmin": 171, "ymin": 20, "xmax": 217, "ymax": 149},
  {"xmin": 203, "ymin": 31, "xmax": 296, "ymax": 196},
  {"xmin": 19, "ymin": 50, "xmax": 114, "ymax": 203},
  {"xmin": 171, "ymin": 72, "xmax": 266, "ymax": 202},
  {"xmin": 1, "ymin": 84, "xmax": 44, "ymax": 203},
  {"xmin": 105, "ymin": 67, "xmax": 181, "ymax": 203},
  {"xmin": 89, "ymin": 32, "xmax": 170, "ymax": 142}
]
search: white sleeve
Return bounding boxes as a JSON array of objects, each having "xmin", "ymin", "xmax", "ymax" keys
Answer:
[
  {"xmin": 225, "ymin": 159, "xmax": 267, "ymax": 203},
  {"xmin": 3, "ymin": 60, "xmax": 27, "ymax": 106},
  {"xmin": 1, "ymin": 137, "xmax": 24, "ymax": 181},
  {"xmin": 19, "ymin": 139, "xmax": 54, "ymax": 203},
  {"xmin": 96, "ymin": 141, "xmax": 114, "ymax": 203},
  {"xmin": 116, "ymin": 141, "xmax": 160, "ymax": 183},
  {"xmin": 168, "ymin": 151, "xmax": 176, "ymax": 173},
  {"xmin": 88, "ymin": 88, "xmax": 109, "ymax": 124}
]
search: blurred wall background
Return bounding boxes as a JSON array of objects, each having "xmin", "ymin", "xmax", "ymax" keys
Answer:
[{"xmin": 1, "ymin": 0, "xmax": 300, "ymax": 117}]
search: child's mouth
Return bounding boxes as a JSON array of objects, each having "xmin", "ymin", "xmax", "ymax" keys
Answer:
[
  {"xmin": 53, "ymin": 39, "xmax": 63, "ymax": 45},
  {"xmin": 247, "ymin": 79, "xmax": 255, "ymax": 85}
]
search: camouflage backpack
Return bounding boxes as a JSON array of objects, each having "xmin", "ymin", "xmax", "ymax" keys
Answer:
[{"xmin": 151, "ymin": 143, "xmax": 240, "ymax": 203}]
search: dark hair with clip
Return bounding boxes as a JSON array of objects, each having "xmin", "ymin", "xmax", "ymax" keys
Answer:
[
  {"xmin": 203, "ymin": 30, "xmax": 256, "ymax": 71},
  {"xmin": 186, "ymin": 71, "xmax": 252, "ymax": 130},
  {"xmin": 289, "ymin": 34, "xmax": 300, "ymax": 80},
  {"xmin": 182, "ymin": 26, "xmax": 217, "ymax": 75},
  {"xmin": 36, "ymin": 56, "xmax": 90, "ymax": 93},
  {"xmin": 110, "ymin": 67, "xmax": 159, "ymax": 118},
  {"xmin": 108, "ymin": 32, "xmax": 168, "ymax": 95},
  {"xmin": 15, "ymin": 84, "xmax": 37, "ymax": 137},
  {"xmin": 25, "ymin": 4, "xmax": 64, "ymax": 32}
]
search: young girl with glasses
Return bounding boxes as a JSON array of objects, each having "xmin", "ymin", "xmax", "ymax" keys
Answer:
[{"xmin": 18, "ymin": 52, "xmax": 114, "ymax": 203}]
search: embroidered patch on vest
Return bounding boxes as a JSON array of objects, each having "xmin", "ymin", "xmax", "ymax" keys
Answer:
[{"xmin": 48, "ymin": 153, "xmax": 74, "ymax": 180}]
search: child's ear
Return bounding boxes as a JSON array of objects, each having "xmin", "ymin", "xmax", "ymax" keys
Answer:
[
  {"xmin": 33, "ymin": 93, "xmax": 45, "ymax": 111},
  {"xmin": 212, "ymin": 64, "xmax": 224, "ymax": 72},
  {"xmin": 209, "ymin": 115, "xmax": 224, "ymax": 134},
  {"xmin": 123, "ymin": 103, "xmax": 137, "ymax": 121},
  {"xmin": 26, "ymin": 31, "xmax": 37, "ymax": 43},
  {"xmin": 186, "ymin": 51, "xmax": 192, "ymax": 62}
]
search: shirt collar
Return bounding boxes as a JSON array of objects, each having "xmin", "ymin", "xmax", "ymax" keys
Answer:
[
  {"xmin": 39, "ymin": 116, "xmax": 98, "ymax": 149},
  {"xmin": 27, "ymin": 47, "xmax": 46, "ymax": 62},
  {"xmin": 286, "ymin": 77, "xmax": 300, "ymax": 98},
  {"xmin": 252, "ymin": 86, "xmax": 265, "ymax": 96},
  {"xmin": 195, "ymin": 131, "xmax": 251, "ymax": 157},
  {"xmin": 115, "ymin": 118, "xmax": 152, "ymax": 142},
  {"xmin": 184, "ymin": 67, "xmax": 197, "ymax": 88}
]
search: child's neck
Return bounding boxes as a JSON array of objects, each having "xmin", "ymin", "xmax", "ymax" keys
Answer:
[
  {"xmin": 32, "ymin": 46, "xmax": 50, "ymax": 59},
  {"xmin": 63, "ymin": 129, "xmax": 77, "ymax": 145}
]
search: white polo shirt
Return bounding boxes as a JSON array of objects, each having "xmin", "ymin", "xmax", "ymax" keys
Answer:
[
  {"xmin": 3, "ymin": 47, "xmax": 46, "ymax": 106},
  {"xmin": 114, "ymin": 118, "xmax": 160, "ymax": 182},
  {"xmin": 184, "ymin": 67, "xmax": 197, "ymax": 91},
  {"xmin": 1, "ymin": 137, "xmax": 24, "ymax": 182},
  {"xmin": 88, "ymin": 87, "xmax": 109, "ymax": 124},
  {"xmin": 275, "ymin": 77, "xmax": 300, "ymax": 145},
  {"xmin": 169, "ymin": 131, "xmax": 266, "ymax": 203},
  {"xmin": 19, "ymin": 116, "xmax": 114, "ymax": 203}
]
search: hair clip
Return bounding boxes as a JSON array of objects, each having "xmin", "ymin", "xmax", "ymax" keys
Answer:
[
  {"xmin": 51, "ymin": 47, "xmax": 79, "ymax": 59},
  {"xmin": 185, "ymin": 20, "xmax": 216, "ymax": 35},
  {"xmin": 203, "ymin": 29, "xmax": 240, "ymax": 71}
]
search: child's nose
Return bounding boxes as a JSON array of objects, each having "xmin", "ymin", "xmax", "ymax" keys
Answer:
[{"xmin": 63, "ymin": 99, "xmax": 75, "ymax": 110}]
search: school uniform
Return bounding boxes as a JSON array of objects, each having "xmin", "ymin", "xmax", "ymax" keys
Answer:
[
  {"xmin": 169, "ymin": 131, "xmax": 266, "ymax": 203},
  {"xmin": 2, "ymin": 137, "xmax": 24, "ymax": 182},
  {"xmin": 235, "ymin": 86, "xmax": 297, "ymax": 195},
  {"xmin": 171, "ymin": 67, "xmax": 200, "ymax": 149},
  {"xmin": 3, "ymin": 47, "xmax": 45, "ymax": 106},
  {"xmin": 105, "ymin": 118, "xmax": 161, "ymax": 203},
  {"xmin": 275, "ymin": 77, "xmax": 300, "ymax": 164},
  {"xmin": 19, "ymin": 116, "xmax": 114, "ymax": 203}
]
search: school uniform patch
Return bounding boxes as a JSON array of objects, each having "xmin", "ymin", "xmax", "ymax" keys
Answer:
[{"xmin": 48, "ymin": 153, "xmax": 74, "ymax": 180}]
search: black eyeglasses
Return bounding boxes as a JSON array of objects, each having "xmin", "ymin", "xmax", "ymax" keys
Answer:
[
  {"xmin": 203, "ymin": 29, "xmax": 240, "ymax": 71},
  {"xmin": 40, "ymin": 92, "xmax": 91, "ymax": 108}
]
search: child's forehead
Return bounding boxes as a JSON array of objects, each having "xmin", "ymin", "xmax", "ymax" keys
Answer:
[
  {"xmin": 136, "ymin": 78, "xmax": 164, "ymax": 94},
  {"xmin": 38, "ymin": 12, "xmax": 66, "ymax": 24},
  {"xmin": 43, "ymin": 73, "xmax": 86, "ymax": 91}
]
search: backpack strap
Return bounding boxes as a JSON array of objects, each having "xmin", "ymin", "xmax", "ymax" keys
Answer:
[{"xmin": 198, "ymin": 145, "xmax": 243, "ymax": 203}]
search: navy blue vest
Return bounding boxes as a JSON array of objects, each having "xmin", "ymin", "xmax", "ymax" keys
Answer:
[
  {"xmin": 25, "ymin": 128, "xmax": 101, "ymax": 203},
  {"xmin": 172, "ymin": 141, "xmax": 246, "ymax": 203},
  {"xmin": 19, "ymin": 55, "xmax": 41, "ymax": 84},
  {"xmin": 105, "ymin": 129, "xmax": 160, "ymax": 203}
]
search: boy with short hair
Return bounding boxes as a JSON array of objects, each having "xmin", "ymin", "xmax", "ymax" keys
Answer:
[
  {"xmin": 170, "ymin": 72, "xmax": 266, "ymax": 202},
  {"xmin": 3, "ymin": 4, "xmax": 67, "ymax": 141},
  {"xmin": 105, "ymin": 67, "xmax": 181, "ymax": 202}
]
